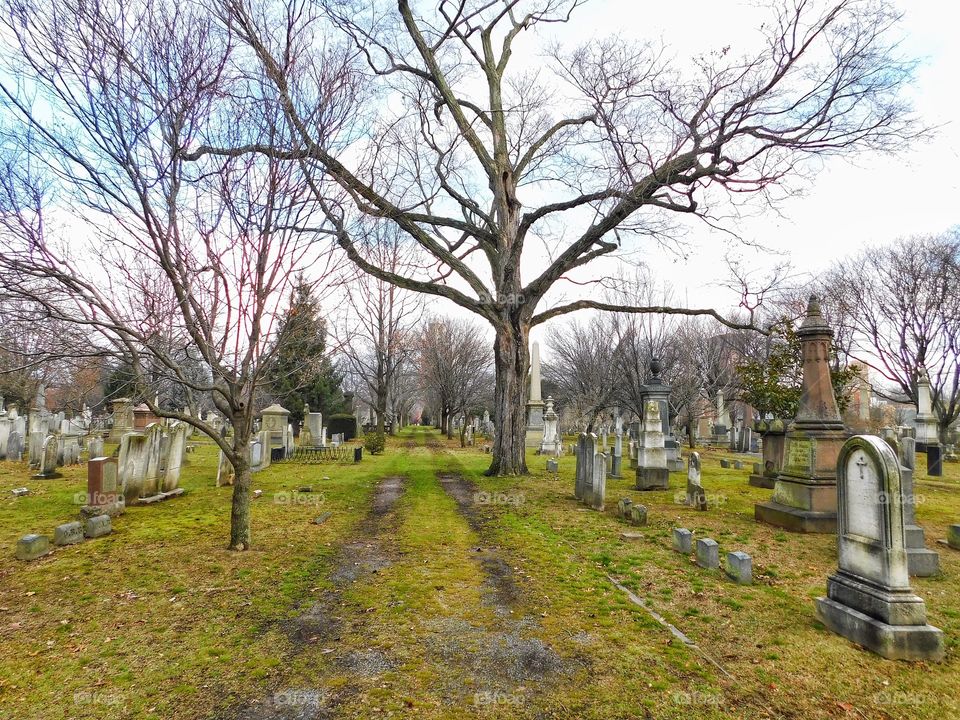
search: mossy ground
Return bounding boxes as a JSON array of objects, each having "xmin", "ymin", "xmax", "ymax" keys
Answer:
[{"xmin": 0, "ymin": 429, "xmax": 958, "ymax": 719}]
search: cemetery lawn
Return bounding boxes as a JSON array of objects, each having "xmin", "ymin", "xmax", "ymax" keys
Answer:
[{"xmin": 0, "ymin": 429, "xmax": 958, "ymax": 719}]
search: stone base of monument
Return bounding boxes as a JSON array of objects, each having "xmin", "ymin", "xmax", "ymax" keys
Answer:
[
  {"xmin": 635, "ymin": 467, "xmax": 669, "ymax": 490},
  {"xmin": 524, "ymin": 429, "xmax": 543, "ymax": 449},
  {"xmin": 134, "ymin": 488, "xmax": 185, "ymax": 505},
  {"xmin": 80, "ymin": 500, "xmax": 125, "ymax": 519},
  {"xmin": 815, "ymin": 572, "xmax": 945, "ymax": 661},
  {"xmin": 748, "ymin": 473, "xmax": 776, "ymax": 489},
  {"xmin": 906, "ymin": 547, "xmax": 941, "ymax": 577},
  {"xmin": 754, "ymin": 501, "xmax": 837, "ymax": 533}
]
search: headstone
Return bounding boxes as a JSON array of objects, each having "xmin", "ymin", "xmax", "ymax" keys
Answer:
[
  {"xmin": 33, "ymin": 435, "xmax": 60, "ymax": 478},
  {"xmin": 82, "ymin": 457, "xmax": 124, "ymax": 518},
  {"xmin": 215, "ymin": 451, "xmax": 235, "ymax": 487},
  {"xmin": 815, "ymin": 435, "xmax": 944, "ymax": 661},
  {"xmin": 84, "ymin": 514, "xmax": 112, "ymax": 539},
  {"xmin": 162, "ymin": 423, "xmax": 187, "ymax": 491},
  {"xmin": 947, "ymin": 525, "xmax": 960, "ymax": 550},
  {"xmin": 629, "ymin": 504, "xmax": 647, "ymax": 526},
  {"xmin": 611, "ymin": 422, "xmax": 623, "ymax": 478},
  {"xmin": 11, "ymin": 487, "xmax": 28, "ymax": 497},
  {"xmin": 118, "ymin": 432, "xmax": 150, "ymax": 501},
  {"xmin": 900, "ymin": 437, "xmax": 916, "ymax": 470},
  {"xmin": 525, "ymin": 341, "xmax": 545, "ymax": 447},
  {"xmin": 15, "ymin": 534, "xmax": 50, "ymax": 561},
  {"xmin": 87, "ymin": 436, "xmax": 104, "ymax": 460},
  {"xmin": 108, "ymin": 398, "xmax": 134, "ymax": 441},
  {"xmin": 913, "ymin": 368, "xmax": 939, "ymax": 450},
  {"xmin": 896, "ymin": 451, "xmax": 940, "ymax": 577},
  {"xmin": 719, "ymin": 459, "xmax": 730, "ymax": 469},
  {"xmin": 0, "ymin": 417, "xmax": 10, "ymax": 459},
  {"xmin": 261, "ymin": 404, "xmax": 292, "ymax": 455},
  {"xmin": 546, "ymin": 458, "xmax": 558, "ymax": 473},
  {"xmin": 672, "ymin": 528, "xmax": 692, "ymax": 554},
  {"xmin": 617, "ymin": 498, "xmax": 633, "ymax": 518},
  {"xmin": 6, "ymin": 430, "xmax": 22, "ymax": 461},
  {"xmin": 686, "ymin": 452, "xmax": 707, "ymax": 511},
  {"xmin": 756, "ymin": 296, "xmax": 848, "ymax": 533},
  {"xmin": 696, "ymin": 538, "xmax": 719, "ymax": 569},
  {"xmin": 589, "ymin": 451, "xmax": 607, "ymax": 511},
  {"xmin": 733, "ymin": 460, "xmax": 744, "ymax": 470},
  {"xmin": 725, "ymin": 551, "xmax": 752, "ymax": 585},
  {"xmin": 927, "ymin": 444, "xmax": 943, "ymax": 477},
  {"xmin": 54, "ymin": 521, "xmax": 84, "ymax": 546},
  {"xmin": 635, "ymin": 401, "xmax": 668, "ymax": 490}
]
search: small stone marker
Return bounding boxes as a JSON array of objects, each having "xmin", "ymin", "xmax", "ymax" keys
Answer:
[
  {"xmin": 253, "ymin": 489, "xmax": 263, "ymax": 499},
  {"xmin": 947, "ymin": 525, "xmax": 960, "ymax": 550},
  {"xmin": 16, "ymin": 534, "xmax": 51, "ymax": 561},
  {"xmin": 313, "ymin": 512, "xmax": 332, "ymax": 525},
  {"xmin": 54, "ymin": 521, "xmax": 84, "ymax": 546},
  {"xmin": 696, "ymin": 538, "xmax": 719, "ymax": 569},
  {"xmin": 733, "ymin": 460, "xmax": 744, "ymax": 470},
  {"xmin": 686, "ymin": 452, "xmax": 706, "ymax": 511},
  {"xmin": 617, "ymin": 498, "xmax": 633, "ymax": 518},
  {"xmin": 672, "ymin": 528, "xmax": 692, "ymax": 554},
  {"xmin": 11, "ymin": 487, "xmax": 29, "ymax": 497},
  {"xmin": 815, "ymin": 435, "xmax": 944, "ymax": 661},
  {"xmin": 719, "ymin": 459, "xmax": 730, "ymax": 469},
  {"xmin": 619, "ymin": 531, "xmax": 644, "ymax": 541},
  {"xmin": 299, "ymin": 486, "xmax": 313, "ymax": 493},
  {"xmin": 725, "ymin": 551, "xmax": 752, "ymax": 584},
  {"xmin": 546, "ymin": 459, "xmax": 558, "ymax": 473},
  {"xmin": 629, "ymin": 504, "xmax": 647, "ymax": 526},
  {"xmin": 84, "ymin": 514, "xmax": 112, "ymax": 539}
]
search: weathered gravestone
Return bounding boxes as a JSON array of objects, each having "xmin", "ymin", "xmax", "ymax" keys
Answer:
[
  {"xmin": 16, "ymin": 534, "xmax": 51, "ymax": 561},
  {"xmin": 118, "ymin": 432, "xmax": 150, "ymax": 501},
  {"xmin": 161, "ymin": 422, "xmax": 187, "ymax": 492},
  {"xmin": 815, "ymin": 435, "xmax": 944, "ymax": 661},
  {"xmin": 84, "ymin": 514, "xmax": 112, "ymax": 538},
  {"xmin": 927, "ymin": 444, "xmax": 943, "ymax": 477},
  {"xmin": 32, "ymin": 435, "xmax": 61, "ymax": 479},
  {"xmin": 54, "ymin": 521, "xmax": 84, "ymax": 546},
  {"xmin": 82, "ymin": 457, "xmax": 124, "ymax": 518},
  {"xmin": 726, "ymin": 551, "xmax": 753, "ymax": 585},
  {"xmin": 749, "ymin": 419, "xmax": 787, "ymax": 488},
  {"xmin": 87, "ymin": 436, "xmax": 104, "ymax": 460},
  {"xmin": 696, "ymin": 538, "xmax": 719, "ymax": 569},
  {"xmin": 611, "ymin": 422, "xmax": 623, "ymax": 478},
  {"xmin": 628, "ymin": 503, "xmax": 647, "ymax": 526},
  {"xmin": 887, "ymin": 436, "xmax": 939, "ymax": 577},
  {"xmin": 686, "ymin": 452, "xmax": 707, "ymax": 511},
  {"xmin": 215, "ymin": 451, "xmax": 235, "ymax": 487},
  {"xmin": 588, "ymin": 448, "xmax": 607, "ymax": 511},
  {"xmin": 546, "ymin": 458, "xmax": 558, "ymax": 473},
  {"xmin": 6, "ymin": 430, "xmax": 22, "ymax": 461},
  {"xmin": 617, "ymin": 497, "xmax": 632, "ymax": 518},
  {"xmin": 673, "ymin": 528, "xmax": 692, "ymax": 554},
  {"xmin": 947, "ymin": 525, "xmax": 960, "ymax": 550}
]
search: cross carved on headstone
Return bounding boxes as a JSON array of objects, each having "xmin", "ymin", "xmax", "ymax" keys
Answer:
[{"xmin": 856, "ymin": 454, "xmax": 869, "ymax": 480}]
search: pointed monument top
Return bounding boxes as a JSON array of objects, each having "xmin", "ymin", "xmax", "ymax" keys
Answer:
[
  {"xmin": 799, "ymin": 293, "xmax": 831, "ymax": 337},
  {"xmin": 807, "ymin": 294, "xmax": 821, "ymax": 316}
]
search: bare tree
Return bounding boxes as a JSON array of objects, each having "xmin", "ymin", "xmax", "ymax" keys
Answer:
[
  {"xmin": 417, "ymin": 316, "xmax": 492, "ymax": 444},
  {"xmin": 338, "ymin": 226, "xmax": 423, "ymax": 435},
  {"xmin": 192, "ymin": 0, "xmax": 917, "ymax": 473},
  {"xmin": 824, "ymin": 230, "xmax": 960, "ymax": 440},
  {"xmin": 0, "ymin": 0, "xmax": 346, "ymax": 550}
]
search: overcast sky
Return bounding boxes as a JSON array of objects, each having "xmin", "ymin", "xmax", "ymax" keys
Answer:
[{"xmin": 421, "ymin": 1, "xmax": 960, "ymax": 353}]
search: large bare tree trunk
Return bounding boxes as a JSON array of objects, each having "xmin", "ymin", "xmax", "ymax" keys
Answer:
[
  {"xmin": 488, "ymin": 321, "xmax": 529, "ymax": 476},
  {"xmin": 229, "ymin": 413, "xmax": 252, "ymax": 550}
]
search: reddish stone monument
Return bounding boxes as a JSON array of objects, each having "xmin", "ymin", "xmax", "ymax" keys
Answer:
[
  {"xmin": 755, "ymin": 296, "xmax": 847, "ymax": 533},
  {"xmin": 81, "ymin": 456, "xmax": 125, "ymax": 518}
]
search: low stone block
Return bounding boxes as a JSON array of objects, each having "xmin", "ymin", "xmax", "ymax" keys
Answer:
[
  {"xmin": 15, "ymin": 534, "xmax": 50, "ymax": 561},
  {"xmin": 11, "ymin": 487, "xmax": 29, "ymax": 497},
  {"xmin": 54, "ymin": 521, "xmax": 84, "ymax": 546},
  {"xmin": 947, "ymin": 525, "xmax": 960, "ymax": 550},
  {"xmin": 696, "ymin": 538, "xmax": 719, "ymax": 569},
  {"xmin": 725, "ymin": 551, "xmax": 752, "ymax": 584},
  {"xmin": 672, "ymin": 528, "xmax": 692, "ymax": 554},
  {"xmin": 629, "ymin": 504, "xmax": 648, "ymax": 526},
  {"xmin": 719, "ymin": 459, "xmax": 731, "ymax": 469},
  {"xmin": 617, "ymin": 498, "xmax": 633, "ymax": 518},
  {"xmin": 84, "ymin": 515, "xmax": 112, "ymax": 539},
  {"xmin": 299, "ymin": 486, "xmax": 313, "ymax": 493},
  {"xmin": 313, "ymin": 512, "xmax": 332, "ymax": 525},
  {"xmin": 253, "ymin": 489, "xmax": 263, "ymax": 499},
  {"xmin": 620, "ymin": 531, "xmax": 644, "ymax": 541},
  {"xmin": 546, "ymin": 459, "xmax": 558, "ymax": 473},
  {"xmin": 733, "ymin": 460, "xmax": 744, "ymax": 470}
]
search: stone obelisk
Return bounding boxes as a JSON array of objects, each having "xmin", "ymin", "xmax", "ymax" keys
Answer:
[
  {"xmin": 755, "ymin": 296, "xmax": 847, "ymax": 533},
  {"xmin": 525, "ymin": 341, "xmax": 545, "ymax": 448}
]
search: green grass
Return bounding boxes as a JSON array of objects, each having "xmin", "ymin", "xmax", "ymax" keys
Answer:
[{"xmin": 0, "ymin": 430, "xmax": 958, "ymax": 718}]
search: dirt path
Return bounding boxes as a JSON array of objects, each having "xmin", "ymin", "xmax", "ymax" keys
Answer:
[{"xmin": 224, "ymin": 476, "xmax": 407, "ymax": 720}]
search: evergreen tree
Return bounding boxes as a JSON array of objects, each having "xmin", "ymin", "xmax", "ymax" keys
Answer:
[{"xmin": 267, "ymin": 279, "xmax": 345, "ymax": 425}]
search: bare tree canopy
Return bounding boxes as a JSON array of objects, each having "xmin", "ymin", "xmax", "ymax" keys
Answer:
[{"xmin": 824, "ymin": 229, "xmax": 960, "ymax": 438}]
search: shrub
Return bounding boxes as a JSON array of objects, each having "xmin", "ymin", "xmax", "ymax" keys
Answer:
[{"xmin": 364, "ymin": 431, "xmax": 386, "ymax": 455}]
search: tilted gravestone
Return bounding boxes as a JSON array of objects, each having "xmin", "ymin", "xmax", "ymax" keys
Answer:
[
  {"xmin": 815, "ymin": 435, "xmax": 944, "ymax": 661},
  {"xmin": 6, "ymin": 430, "xmax": 23, "ymax": 461},
  {"xmin": 32, "ymin": 435, "xmax": 61, "ymax": 479},
  {"xmin": 686, "ymin": 452, "xmax": 707, "ymax": 511}
]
